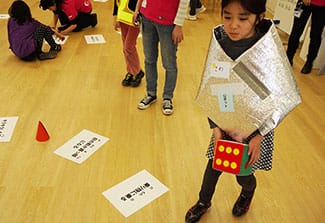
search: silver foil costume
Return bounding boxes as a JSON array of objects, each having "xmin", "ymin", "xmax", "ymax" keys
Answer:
[{"xmin": 196, "ymin": 20, "xmax": 302, "ymax": 137}]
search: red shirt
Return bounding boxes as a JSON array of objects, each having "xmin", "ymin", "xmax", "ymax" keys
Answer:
[
  {"xmin": 140, "ymin": 0, "xmax": 180, "ymax": 25},
  {"xmin": 61, "ymin": 0, "xmax": 92, "ymax": 21}
]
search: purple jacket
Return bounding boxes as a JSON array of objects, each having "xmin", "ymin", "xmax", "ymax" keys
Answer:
[{"xmin": 7, "ymin": 18, "xmax": 42, "ymax": 58}]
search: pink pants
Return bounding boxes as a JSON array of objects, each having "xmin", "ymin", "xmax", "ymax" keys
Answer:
[{"xmin": 120, "ymin": 23, "xmax": 141, "ymax": 75}]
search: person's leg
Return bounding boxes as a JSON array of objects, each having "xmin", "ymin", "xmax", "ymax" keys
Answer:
[
  {"xmin": 198, "ymin": 159, "xmax": 222, "ymax": 204},
  {"xmin": 303, "ymin": 5, "xmax": 325, "ymax": 71},
  {"xmin": 156, "ymin": 24, "xmax": 177, "ymax": 100},
  {"xmin": 137, "ymin": 16, "xmax": 159, "ymax": 109},
  {"xmin": 142, "ymin": 17, "xmax": 159, "ymax": 97},
  {"xmin": 185, "ymin": 159, "xmax": 222, "ymax": 223},
  {"xmin": 120, "ymin": 23, "xmax": 141, "ymax": 75},
  {"xmin": 232, "ymin": 174, "xmax": 256, "ymax": 217},
  {"xmin": 73, "ymin": 12, "xmax": 97, "ymax": 32},
  {"xmin": 189, "ymin": 0, "xmax": 197, "ymax": 16},
  {"xmin": 34, "ymin": 25, "xmax": 57, "ymax": 60},
  {"xmin": 120, "ymin": 23, "xmax": 143, "ymax": 87},
  {"xmin": 286, "ymin": 3, "xmax": 311, "ymax": 65}
]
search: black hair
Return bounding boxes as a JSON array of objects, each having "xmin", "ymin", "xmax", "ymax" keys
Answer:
[
  {"xmin": 8, "ymin": 0, "xmax": 33, "ymax": 25},
  {"xmin": 39, "ymin": 0, "xmax": 62, "ymax": 10},
  {"xmin": 221, "ymin": 0, "xmax": 266, "ymax": 15},
  {"xmin": 221, "ymin": 0, "xmax": 266, "ymax": 29}
]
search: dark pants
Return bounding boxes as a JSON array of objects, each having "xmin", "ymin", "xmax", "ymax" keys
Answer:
[
  {"xmin": 198, "ymin": 159, "xmax": 256, "ymax": 205},
  {"xmin": 22, "ymin": 24, "xmax": 56, "ymax": 61},
  {"xmin": 287, "ymin": 2, "xmax": 325, "ymax": 64},
  {"xmin": 189, "ymin": 0, "xmax": 203, "ymax": 16},
  {"xmin": 59, "ymin": 11, "xmax": 93, "ymax": 32}
]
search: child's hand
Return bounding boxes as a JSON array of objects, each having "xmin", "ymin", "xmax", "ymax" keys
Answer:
[
  {"xmin": 213, "ymin": 127, "xmax": 222, "ymax": 145},
  {"xmin": 113, "ymin": 16, "xmax": 120, "ymax": 31},
  {"xmin": 247, "ymin": 134, "xmax": 263, "ymax": 166},
  {"xmin": 51, "ymin": 28, "xmax": 65, "ymax": 40}
]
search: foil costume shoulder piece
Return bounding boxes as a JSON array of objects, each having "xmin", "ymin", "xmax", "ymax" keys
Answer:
[{"xmin": 196, "ymin": 20, "xmax": 302, "ymax": 137}]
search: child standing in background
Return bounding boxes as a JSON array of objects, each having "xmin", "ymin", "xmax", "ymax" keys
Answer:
[
  {"xmin": 8, "ymin": 0, "xmax": 63, "ymax": 61},
  {"xmin": 134, "ymin": 0, "xmax": 189, "ymax": 115},
  {"xmin": 113, "ymin": 0, "xmax": 144, "ymax": 87},
  {"xmin": 185, "ymin": 0, "xmax": 276, "ymax": 222}
]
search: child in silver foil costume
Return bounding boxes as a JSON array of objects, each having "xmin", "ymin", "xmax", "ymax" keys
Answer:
[{"xmin": 185, "ymin": 0, "xmax": 301, "ymax": 222}]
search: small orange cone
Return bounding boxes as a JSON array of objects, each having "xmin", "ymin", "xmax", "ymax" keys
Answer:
[{"xmin": 36, "ymin": 121, "xmax": 50, "ymax": 142}]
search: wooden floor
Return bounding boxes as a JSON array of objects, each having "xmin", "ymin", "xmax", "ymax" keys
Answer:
[{"xmin": 0, "ymin": 1, "xmax": 324, "ymax": 222}]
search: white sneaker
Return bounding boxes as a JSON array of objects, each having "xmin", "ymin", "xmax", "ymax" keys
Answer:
[
  {"xmin": 196, "ymin": 5, "xmax": 206, "ymax": 14},
  {"xmin": 186, "ymin": 14, "xmax": 197, "ymax": 21}
]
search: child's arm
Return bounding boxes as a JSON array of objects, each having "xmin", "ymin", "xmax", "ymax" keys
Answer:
[
  {"xmin": 133, "ymin": 0, "xmax": 143, "ymax": 24},
  {"xmin": 247, "ymin": 133, "xmax": 263, "ymax": 166},
  {"xmin": 212, "ymin": 127, "xmax": 223, "ymax": 145},
  {"xmin": 51, "ymin": 28, "xmax": 65, "ymax": 40},
  {"xmin": 59, "ymin": 24, "xmax": 77, "ymax": 35}
]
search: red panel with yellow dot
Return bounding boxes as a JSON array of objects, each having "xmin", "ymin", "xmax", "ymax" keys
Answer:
[{"xmin": 212, "ymin": 140, "xmax": 252, "ymax": 176}]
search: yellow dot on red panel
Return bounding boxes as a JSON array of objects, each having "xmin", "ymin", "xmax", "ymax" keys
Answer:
[
  {"xmin": 233, "ymin": 148, "xmax": 240, "ymax": 155},
  {"xmin": 216, "ymin": 158, "xmax": 222, "ymax": 165},
  {"xmin": 226, "ymin": 147, "xmax": 232, "ymax": 154},
  {"xmin": 223, "ymin": 160, "xmax": 229, "ymax": 167},
  {"xmin": 218, "ymin": 145, "xmax": 225, "ymax": 152},
  {"xmin": 231, "ymin": 162, "xmax": 237, "ymax": 169}
]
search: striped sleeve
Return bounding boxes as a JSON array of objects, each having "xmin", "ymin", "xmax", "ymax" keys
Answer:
[{"xmin": 174, "ymin": 0, "xmax": 189, "ymax": 26}]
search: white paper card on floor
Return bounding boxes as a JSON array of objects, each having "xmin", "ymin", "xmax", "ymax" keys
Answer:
[
  {"xmin": 84, "ymin": 34, "xmax": 106, "ymax": 44},
  {"xmin": 0, "ymin": 116, "xmax": 19, "ymax": 142},
  {"xmin": 102, "ymin": 169, "xmax": 169, "ymax": 218},
  {"xmin": 0, "ymin": 14, "xmax": 9, "ymax": 19},
  {"xmin": 54, "ymin": 129, "xmax": 109, "ymax": 164},
  {"xmin": 53, "ymin": 35, "xmax": 68, "ymax": 45}
]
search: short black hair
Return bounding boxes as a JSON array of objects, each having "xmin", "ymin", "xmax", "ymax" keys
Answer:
[
  {"xmin": 221, "ymin": 0, "xmax": 266, "ymax": 15},
  {"xmin": 39, "ymin": 0, "xmax": 55, "ymax": 10}
]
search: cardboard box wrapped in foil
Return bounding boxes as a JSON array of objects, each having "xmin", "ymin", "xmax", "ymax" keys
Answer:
[{"xmin": 195, "ymin": 21, "xmax": 301, "ymax": 137}]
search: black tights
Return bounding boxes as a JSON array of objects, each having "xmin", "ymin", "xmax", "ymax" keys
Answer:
[
  {"xmin": 198, "ymin": 159, "xmax": 256, "ymax": 205},
  {"xmin": 22, "ymin": 25, "xmax": 56, "ymax": 61}
]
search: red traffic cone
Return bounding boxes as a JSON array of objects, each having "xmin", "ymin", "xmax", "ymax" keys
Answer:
[{"xmin": 36, "ymin": 121, "xmax": 50, "ymax": 142}]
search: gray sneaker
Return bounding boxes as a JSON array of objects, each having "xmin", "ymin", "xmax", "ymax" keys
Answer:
[
  {"xmin": 137, "ymin": 95, "xmax": 157, "ymax": 110},
  {"xmin": 162, "ymin": 99, "xmax": 173, "ymax": 115}
]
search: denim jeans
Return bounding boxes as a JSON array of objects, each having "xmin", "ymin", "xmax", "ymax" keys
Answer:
[{"xmin": 141, "ymin": 16, "xmax": 178, "ymax": 100}]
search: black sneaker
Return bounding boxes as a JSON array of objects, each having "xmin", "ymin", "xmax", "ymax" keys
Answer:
[
  {"xmin": 185, "ymin": 201, "xmax": 211, "ymax": 223},
  {"xmin": 232, "ymin": 193, "xmax": 254, "ymax": 217},
  {"xmin": 137, "ymin": 95, "xmax": 157, "ymax": 110},
  {"xmin": 162, "ymin": 99, "xmax": 173, "ymax": 115},
  {"xmin": 122, "ymin": 73, "xmax": 133, "ymax": 86},
  {"xmin": 38, "ymin": 51, "xmax": 57, "ymax": 60},
  {"xmin": 130, "ymin": 70, "xmax": 145, "ymax": 87},
  {"xmin": 301, "ymin": 61, "xmax": 313, "ymax": 74},
  {"xmin": 50, "ymin": 44, "xmax": 61, "ymax": 53},
  {"xmin": 91, "ymin": 13, "xmax": 98, "ymax": 27}
]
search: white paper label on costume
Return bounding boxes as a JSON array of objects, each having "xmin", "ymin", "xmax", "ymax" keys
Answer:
[
  {"xmin": 217, "ymin": 90, "xmax": 235, "ymax": 112},
  {"xmin": 54, "ymin": 129, "xmax": 109, "ymax": 164},
  {"xmin": 102, "ymin": 170, "xmax": 169, "ymax": 217},
  {"xmin": 0, "ymin": 116, "xmax": 19, "ymax": 142},
  {"xmin": 211, "ymin": 61, "xmax": 231, "ymax": 79}
]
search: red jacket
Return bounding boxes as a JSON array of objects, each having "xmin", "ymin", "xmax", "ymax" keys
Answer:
[
  {"xmin": 61, "ymin": 0, "xmax": 92, "ymax": 21},
  {"xmin": 140, "ymin": 0, "xmax": 180, "ymax": 25}
]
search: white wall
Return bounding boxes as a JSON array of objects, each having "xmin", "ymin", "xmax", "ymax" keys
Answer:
[{"xmin": 266, "ymin": 0, "xmax": 278, "ymax": 14}]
